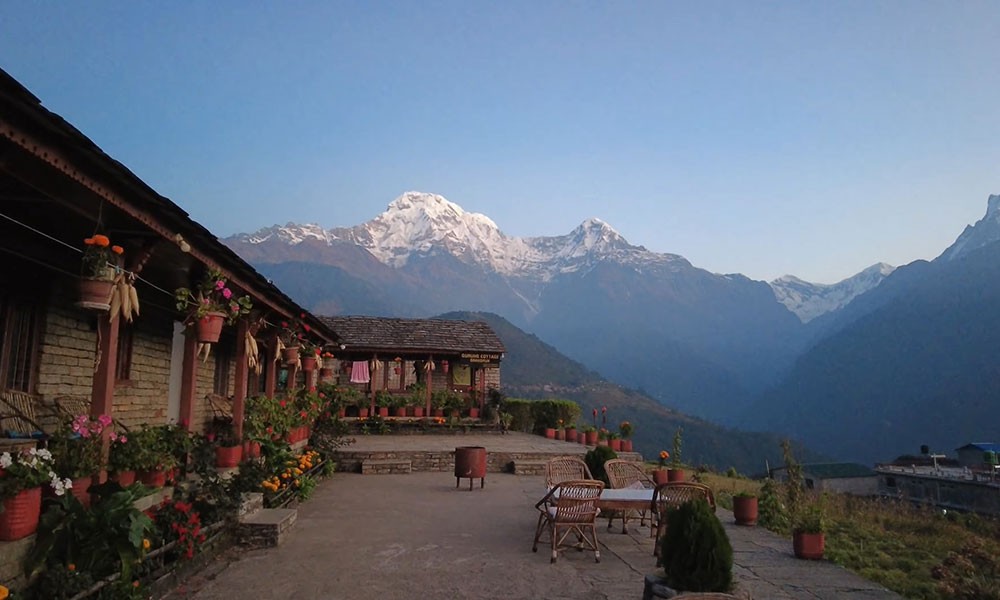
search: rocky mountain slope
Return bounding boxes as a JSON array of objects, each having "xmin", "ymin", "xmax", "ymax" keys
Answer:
[{"xmin": 770, "ymin": 263, "xmax": 896, "ymax": 323}]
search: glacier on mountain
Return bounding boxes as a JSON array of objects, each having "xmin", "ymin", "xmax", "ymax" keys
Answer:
[
  {"xmin": 937, "ymin": 194, "xmax": 1000, "ymax": 262},
  {"xmin": 769, "ymin": 262, "xmax": 896, "ymax": 323}
]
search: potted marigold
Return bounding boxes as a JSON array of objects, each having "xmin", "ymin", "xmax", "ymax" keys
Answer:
[
  {"xmin": 653, "ymin": 450, "xmax": 670, "ymax": 485},
  {"xmin": 78, "ymin": 234, "xmax": 124, "ymax": 311},
  {"xmin": 619, "ymin": 421, "xmax": 634, "ymax": 452},
  {"xmin": 174, "ymin": 268, "xmax": 252, "ymax": 343}
]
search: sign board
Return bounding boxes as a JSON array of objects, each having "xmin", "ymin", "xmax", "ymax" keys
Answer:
[{"xmin": 460, "ymin": 352, "xmax": 502, "ymax": 365}]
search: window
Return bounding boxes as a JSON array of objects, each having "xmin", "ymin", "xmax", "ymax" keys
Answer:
[
  {"xmin": 115, "ymin": 325, "xmax": 134, "ymax": 382},
  {"xmin": 213, "ymin": 344, "xmax": 232, "ymax": 396},
  {"xmin": 0, "ymin": 296, "xmax": 42, "ymax": 392}
]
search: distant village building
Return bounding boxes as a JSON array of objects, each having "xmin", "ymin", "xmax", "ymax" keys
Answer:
[
  {"xmin": 317, "ymin": 316, "xmax": 504, "ymax": 414},
  {"xmin": 770, "ymin": 463, "xmax": 878, "ymax": 496},
  {"xmin": 875, "ymin": 442, "xmax": 1000, "ymax": 516}
]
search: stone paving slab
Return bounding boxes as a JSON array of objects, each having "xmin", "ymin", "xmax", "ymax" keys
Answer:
[{"xmin": 170, "ymin": 471, "xmax": 902, "ymax": 600}]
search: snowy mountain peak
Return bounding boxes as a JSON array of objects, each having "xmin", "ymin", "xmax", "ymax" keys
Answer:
[
  {"xmin": 770, "ymin": 262, "xmax": 896, "ymax": 323},
  {"xmin": 938, "ymin": 194, "xmax": 1000, "ymax": 262},
  {"xmin": 241, "ymin": 222, "xmax": 334, "ymax": 245}
]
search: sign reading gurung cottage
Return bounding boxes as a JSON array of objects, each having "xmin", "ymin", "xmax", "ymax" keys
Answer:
[{"xmin": 460, "ymin": 352, "xmax": 502, "ymax": 365}]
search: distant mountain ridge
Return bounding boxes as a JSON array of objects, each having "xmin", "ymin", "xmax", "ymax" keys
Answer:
[
  {"xmin": 225, "ymin": 191, "xmax": 1000, "ymax": 464},
  {"xmin": 770, "ymin": 263, "xmax": 896, "ymax": 323}
]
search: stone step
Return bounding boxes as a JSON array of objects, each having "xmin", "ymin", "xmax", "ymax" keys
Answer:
[
  {"xmin": 514, "ymin": 460, "xmax": 548, "ymax": 476},
  {"xmin": 239, "ymin": 492, "xmax": 264, "ymax": 519},
  {"xmin": 238, "ymin": 507, "xmax": 297, "ymax": 548},
  {"xmin": 361, "ymin": 459, "xmax": 412, "ymax": 475}
]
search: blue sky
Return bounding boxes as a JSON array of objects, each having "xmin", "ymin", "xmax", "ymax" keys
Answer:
[{"xmin": 2, "ymin": 2, "xmax": 998, "ymax": 283}]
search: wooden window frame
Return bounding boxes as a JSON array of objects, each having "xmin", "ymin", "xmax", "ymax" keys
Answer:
[
  {"xmin": 0, "ymin": 296, "xmax": 44, "ymax": 394},
  {"xmin": 115, "ymin": 324, "xmax": 134, "ymax": 384}
]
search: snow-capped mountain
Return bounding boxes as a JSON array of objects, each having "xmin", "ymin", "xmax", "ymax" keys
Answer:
[
  {"xmin": 235, "ymin": 191, "xmax": 688, "ymax": 281},
  {"xmin": 937, "ymin": 194, "xmax": 1000, "ymax": 262},
  {"xmin": 770, "ymin": 262, "xmax": 896, "ymax": 323}
]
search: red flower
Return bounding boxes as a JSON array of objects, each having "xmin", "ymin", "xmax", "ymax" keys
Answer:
[
  {"xmin": 303, "ymin": 324, "xmax": 311, "ymax": 332},
  {"xmin": 279, "ymin": 400, "xmax": 287, "ymax": 408}
]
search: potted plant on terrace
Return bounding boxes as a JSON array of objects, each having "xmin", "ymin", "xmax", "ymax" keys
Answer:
[
  {"xmin": 792, "ymin": 500, "xmax": 826, "ymax": 560},
  {"xmin": 108, "ymin": 432, "xmax": 142, "ymax": 486},
  {"xmin": 131, "ymin": 425, "xmax": 177, "ymax": 488},
  {"xmin": 0, "ymin": 448, "xmax": 69, "ymax": 540},
  {"xmin": 619, "ymin": 421, "xmax": 633, "ymax": 452},
  {"xmin": 48, "ymin": 414, "xmax": 116, "ymax": 507},
  {"xmin": 210, "ymin": 421, "xmax": 242, "ymax": 468},
  {"xmin": 583, "ymin": 425, "xmax": 598, "ymax": 446},
  {"xmin": 732, "ymin": 490, "xmax": 759, "ymax": 526},
  {"xmin": 653, "ymin": 450, "xmax": 670, "ymax": 485},
  {"xmin": 174, "ymin": 268, "xmax": 252, "ymax": 343}
]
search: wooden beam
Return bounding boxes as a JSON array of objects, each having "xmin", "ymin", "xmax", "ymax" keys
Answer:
[
  {"xmin": 426, "ymin": 354, "xmax": 433, "ymax": 416},
  {"xmin": 232, "ymin": 320, "xmax": 249, "ymax": 440},
  {"xmin": 90, "ymin": 311, "xmax": 119, "ymax": 482},
  {"xmin": 178, "ymin": 329, "xmax": 198, "ymax": 430},
  {"xmin": 264, "ymin": 330, "xmax": 278, "ymax": 399}
]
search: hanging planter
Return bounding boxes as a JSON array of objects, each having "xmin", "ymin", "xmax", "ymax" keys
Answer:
[
  {"xmin": 196, "ymin": 311, "xmax": 227, "ymax": 343},
  {"xmin": 301, "ymin": 355, "xmax": 317, "ymax": 371},
  {"xmin": 77, "ymin": 277, "xmax": 115, "ymax": 311},
  {"xmin": 282, "ymin": 346, "xmax": 301, "ymax": 364}
]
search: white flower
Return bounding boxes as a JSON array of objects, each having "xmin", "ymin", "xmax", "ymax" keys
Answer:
[
  {"xmin": 36, "ymin": 448, "xmax": 52, "ymax": 461},
  {"xmin": 0, "ymin": 452, "xmax": 11, "ymax": 469}
]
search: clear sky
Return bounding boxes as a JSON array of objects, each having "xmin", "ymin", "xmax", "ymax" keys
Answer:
[{"xmin": 2, "ymin": 2, "xmax": 998, "ymax": 283}]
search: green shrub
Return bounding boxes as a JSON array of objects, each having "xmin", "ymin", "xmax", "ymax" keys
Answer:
[
  {"xmin": 584, "ymin": 445, "xmax": 617, "ymax": 485},
  {"xmin": 504, "ymin": 399, "xmax": 534, "ymax": 432},
  {"xmin": 659, "ymin": 499, "xmax": 733, "ymax": 593},
  {"xmin": 757, "ymin": 477, "xmax": 790, "ymax": 534}
]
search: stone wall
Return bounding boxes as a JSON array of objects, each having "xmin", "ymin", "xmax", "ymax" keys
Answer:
[{"xmin": 33, "ymin": 299, "xmax": 230, "ymax": 433}]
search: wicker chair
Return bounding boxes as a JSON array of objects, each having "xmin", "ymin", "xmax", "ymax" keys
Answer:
[
  {"xmin": 532, "ymin": 479, "xmax": 605, "ymax": 563},
  {"xmin": 651, "ymin": 482, "xmax": 716, "ymax": 556},
  {"xmin": 0, "ymin": 389, "xmax": 45, "ymax": 437},
  {"xmin": 544, "ymin": 456, "xmax": 593, "ymax": 488},
  {"xmin": 604, "ymin": 458, "xmax": 655, "ymax": 533}
]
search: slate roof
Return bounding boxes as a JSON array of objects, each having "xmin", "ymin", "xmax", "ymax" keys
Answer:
[
  {"xmin": 318, "ymin": 316, "xmax": 505, "ymax": 355},
  {"xmin": 957, "ymin": 442, "xmax": 1000, "ymax": 453}
]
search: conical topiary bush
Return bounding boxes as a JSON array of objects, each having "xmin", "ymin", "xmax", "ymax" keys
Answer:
[{"xmin": 659, "ymin": 498, "xmax": 733, "ymax": 593}]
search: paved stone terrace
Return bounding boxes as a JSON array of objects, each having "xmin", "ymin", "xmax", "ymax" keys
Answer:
[{"xmin": 171, "ymin": 433, "xmax": 903, "ymax": 600}]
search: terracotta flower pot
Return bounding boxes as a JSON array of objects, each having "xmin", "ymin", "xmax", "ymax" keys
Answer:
[
  {"xmin": 733, "ymin": 495, "xmax": 759, "ymax": 526},
  {"xmin": 0, "ymin": 486, "xmax": 41, "ymax": 541},
  {"xmin": 378, "ymin": 407, "xmax": 389, "ymax": 418},
  {"xmin": 196, "ymin": 311, "xmax": 227, "ymax": 344},
  {"xmin": 433, "ymin": 409, "xmax": 444, "ymax": 417},
  {"xmin": 622, "ymin": 439, "xmax": 633, "ymax": 452},
  {"xmin": 468, "ymin": 407, "xmax": 480, "ymax": 419},
  {"xmin": 337, "ymin": 407, "xmax": 347, "ymax": 418},
  {"xmin": 394, "ymin": 407, "xmax": 408, "ymax": 417},
  {"xmin": 301, "ymin": 356, "xmax": 317, "ymax": 371},
  {"xmin": 138, "ymin": 469, "xmax": 167, "ymax": 488},
  {"xmin": 77, "ymin": 277, "xmax": 115, "ymax": 311},
  {"xmin": 793, "ymin": 531, "xmax": 825, "ymax": 560},
  {"xmin": 610, "ymin": 439, "xmax": 622, "ymax": 451},
  {"xmin": 667, "ymin": 468, "xmax": 685, "ymax": 482},
  {"xmin": 412, "ymin": 407, "xmax": 425, "ymax": 417},
  {"xmin": 110, "ymin": 470, "xmax": 136, "ymax": 486},
  {"xmin": 565, "ymin": 429, "xmax": 577, "ymax": 442},
  {"xmin": 545, "ymin": 428, "xmax": 556, "ymax": 439},
  {"xmin": 282, "ymin": 346, "xmax": 301, "ymax": 364},
  {"xmin": 69, "ymin": 475, "xmax": 92, "ymax": 509},
  {"xmin": 652, "ymin": 469, "xmax": 669, "ymax": 485},
  {"xmin": 585, "ymin": 431, "xmax": 598, "ymax": 445},
  {"xmin": 358, "ymin": 408, "xmax": 370, "ymax": 418},
  {"xmin": 555, "ymin": 429, "xmax": 565, "ymax": 441},
  {"xmin": 215, "ymin": 445, "xmax": 243, "ymax": 468}
]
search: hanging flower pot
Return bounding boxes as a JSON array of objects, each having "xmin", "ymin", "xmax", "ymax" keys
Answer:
[
  {"xmin": 282, "ymin": 346, "xmax": 301, "ymax": 364},
  {"xmin": 0, "ymin": 486, "xmax": 42, "ymax": 541},
  {"xmin": 77, "ymin": 277, "xmax": 115, "ymax": 311},
  {"xmin": 196, "ymin": 311, "xmax": 227, "ymax": 343},
  {"xmin": 301, "ymin": 355, "xmax": 317, "ymax": 371}
]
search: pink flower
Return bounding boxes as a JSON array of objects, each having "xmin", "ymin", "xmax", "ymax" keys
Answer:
[
  {"xmin": 215, "ymin": 280, "xmax": 225, "ymax": 290},
  {"xmin": 120, "ymin": 435, "xmax": 128, "ymax": 443},
  {"xmin": 98, "ymin": 414, "xmax": 112, "ymax": 427},
  {"xmin": 222, "ymin": 288, "xmax": 232, "ymax": 299}
]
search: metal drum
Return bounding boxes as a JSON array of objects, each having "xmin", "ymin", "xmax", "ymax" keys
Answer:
[{"xmin": 454, "ymin": 446, "xmax": 487, "ymax": 490}]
